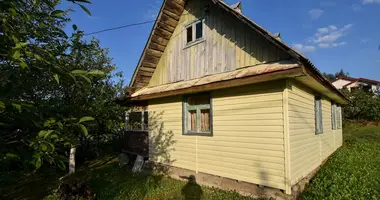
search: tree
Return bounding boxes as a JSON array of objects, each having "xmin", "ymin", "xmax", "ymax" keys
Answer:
[
  {"xmin": 323, "ymin": 69, "xmax": 350, "ymax": 82},
  {"xmin": 0, "ymin": 0, "xmax": 125, "ymax": 172}
]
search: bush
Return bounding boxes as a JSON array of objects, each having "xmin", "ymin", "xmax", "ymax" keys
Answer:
[{"xmin": 343, "ymin": 89, "xmax": 380, "ymax": 122}]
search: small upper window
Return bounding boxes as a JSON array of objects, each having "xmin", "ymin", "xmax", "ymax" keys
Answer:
[
  {"xmin": 186, "ymin": 26, "xmax": 193, "ymax": 44},
  {"xmin": 315, "ymin": 96, "xmax": 323, "ymax": 134},
  {"xmin": 195, "ymin": 21, "xmax": 203, "ymax": 40},
  {"xmin": 185, "ymin": 20, "xmax": 204, "ymax": 45}
]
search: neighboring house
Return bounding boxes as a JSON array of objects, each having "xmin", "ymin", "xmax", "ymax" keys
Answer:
[
  {"xmin": 122, "ymin": 0, "xmax": 348, "ymax": 198},
  {"xmin": 332, "ymin": 76, "xmax": 380, "ymax": 93}
]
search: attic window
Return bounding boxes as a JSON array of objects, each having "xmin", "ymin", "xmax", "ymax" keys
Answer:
[{"xmin": 185, "ymin": 20, "xmax": 204, "ymax": 46}]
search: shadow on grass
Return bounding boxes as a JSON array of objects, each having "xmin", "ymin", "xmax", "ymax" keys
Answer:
[{"xmin": 0, "ymin": 168, "xmax": 64, "ymax": 200}]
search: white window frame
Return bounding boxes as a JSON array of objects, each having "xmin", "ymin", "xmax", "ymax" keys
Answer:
[
  {"xmin": 125, "ymin": 111, "xmax": 148, "ymax": 131},
  {"xmin": 184, "ymin": 19, "xmax": 205, "ymax": 48}
]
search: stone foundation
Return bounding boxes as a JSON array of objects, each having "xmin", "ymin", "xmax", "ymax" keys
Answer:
[{"xmin": 146, "ymin": 161, "xmax": 330, "ymax": 200}]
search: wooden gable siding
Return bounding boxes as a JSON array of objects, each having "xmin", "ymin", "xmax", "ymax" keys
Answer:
[
  {"xmin": 148, "ymin": 0, "xmax": 290, "ymax": 86},
  {"xmin": 148, "ymin": 81, "xmax": 287, "ymax": 190},
  {"xmin": 287, "ymin": 81, "xmax": 343, "ymax": 185}
]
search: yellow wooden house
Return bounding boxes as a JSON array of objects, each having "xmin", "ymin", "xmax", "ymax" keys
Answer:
[{"xmin": 124, "ymin": 0, "xmax": 348, "ymax": 198}]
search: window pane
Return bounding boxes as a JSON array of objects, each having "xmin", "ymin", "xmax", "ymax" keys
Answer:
[
  {"xmin": 143, "ymin": 111, "xmax": 149, "ymax": 130},
  {"xmin": 128, "ymin": 112, "xmax": 142, "ymax": 130},
  {"xmin": 315, "ymin": 97, "xmax": 323, "ymax": 134},
  {"xmin": 331, "ymin": 104, "xmax": 336, "ymax": 130},
  {"xmin": 187, "ymin": 26, "xmax": 193, "ymax": 43},
  {"xmin": 195, "ymin": 22, "xmax": 203, "ymax": 39},
  {"xmin": 200, "ymin": 109, "xmax": 210, "ymax": 132},
  {"xmin": 187, "ymin": 110, "xmax": 197, "ymax": 131}
]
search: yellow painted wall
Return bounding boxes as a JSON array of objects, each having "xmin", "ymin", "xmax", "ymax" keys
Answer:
[
  {"xmin": 288, "ymin": 82, "xmax": 343, "ymax": 185},
  {"xmin": 148, "ymin": 81, "xmax": 287, "ymax": 190},
  {"xmin": 149, "ymin": 0, "xmax": 290, "ymax": 86}
]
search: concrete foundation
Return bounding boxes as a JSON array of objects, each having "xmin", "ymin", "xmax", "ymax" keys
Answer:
[{"xmin": 146, "ymin": 161, "xmax": 326, "ymax": 200}]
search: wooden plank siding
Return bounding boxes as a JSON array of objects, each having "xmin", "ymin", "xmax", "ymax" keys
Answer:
[
  {"xmin": 148, "ymin": 81, "xmax": 287, "ymax": 190},
  {"xmin": 288, "ymin": 81, "xmax": 343, "ymax": 186},
  {"xmin": 148, "ymin": 0, "xmax": 290, "ymax": 87}
]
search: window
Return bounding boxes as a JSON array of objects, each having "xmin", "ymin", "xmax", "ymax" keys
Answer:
[
  {"xmin": 336, "ymin": 106, "xmax": 342, "ymax": 129},
  {"xmin": 126, "ymin": 111, "xmax": 148, "ymax": 131},
  {"xmin": 195, "ymin": 21, "xmax": 203, "ymax": 39},
  {"xmin": 315, "ymin": 96, "xmax": 323, "ymax": 134},
  {"xmin": 186, "ymin": 26, "xmax": 193, "ymax": 43},
  {"xmin": 332, "ymin": 103, "xmax": 337, "ymax": 130},
  {"xmin": 183, "ymin": 94, "xmax": 212, "ymax": 135},
  {"xmin": 185, "ymin": 20, "xmax": 204, "ymax": 45}
]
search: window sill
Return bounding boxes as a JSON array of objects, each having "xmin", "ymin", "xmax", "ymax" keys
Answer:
[
  {"xmin": 184, "ymin": 38, "xmax": 205, "ymax": 49},
  {"xmin": 183, "ymin": 132, "xmax": 212, "ymax": 136}
]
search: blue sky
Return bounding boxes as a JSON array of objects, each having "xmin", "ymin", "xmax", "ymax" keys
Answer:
[{"xmin": 61, "ymin": 0, "xmax": 380, "ymax": 84}]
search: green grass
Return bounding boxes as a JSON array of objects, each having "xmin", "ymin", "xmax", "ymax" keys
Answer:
[
  {"xmin": 1, "ymin": 157, "xmax": 257, "ymax": 200},
  {"xmin": 302, "ymin": 123, "xmax": 380, "ymax": 200},
  {"xmin": 2, "ymin": 123, "xmax": 380, "ymax": 200}
]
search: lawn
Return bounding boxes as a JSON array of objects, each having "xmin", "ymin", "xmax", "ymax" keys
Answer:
[
  {"xmin": 302, "ymin": 123, "xmax": 380, "ymax": 199},
  {"xmin": 0, "ymin": 157, "xmax": 257, "ymax": 200},
  {"xmin": 1, "ymin": 123, "xmax": 380, "ymax": 200}
]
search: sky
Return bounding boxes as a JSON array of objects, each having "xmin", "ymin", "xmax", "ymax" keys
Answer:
[{"xmin": 61, "ymin": 0, "xmax": 380, "ymax": 85}]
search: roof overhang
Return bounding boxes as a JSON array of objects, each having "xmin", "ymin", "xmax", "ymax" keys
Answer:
[{"xmin": 129, "ymin": 60, "xmax": 303, "ymax": 101}]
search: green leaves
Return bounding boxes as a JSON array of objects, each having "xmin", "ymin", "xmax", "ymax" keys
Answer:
[
  {"xmin": 54, "ymin": 74, "xmax": 60, "ymax": 84},
  {"xmin": 79, "ymin": 4, "xmax": 91, "ymax": 16},
  {"xmin": 0, "ymin": 101, "xmax": 5, "ymax": 110},
  {"xmin": 12, "ymin": 103, "xmax": 22, "ymax": 112},
  {"xmin": 35, "ymin": 157, "xmax": 42, "ymax": 169},
  {"xmin": 77, "ymin": 124, "xmax": 88, "ymax": 136},
  {"xmin": 38, "ymin": 130, "xmax": 54, "ymax": 138},
  {"xmin": 51, "ymin": 10, "xmax": 65, "ymax": 18},
  {"xmin": 72, "ymin": 24, "xmax": 78, "ymax": 31},
  {"xmin": 88, "ymin": 70, "xmax": 105, "ymax": 76},
  {"xmin": 5, "ymin": 153, "xmax": 20, "ymax": 159},
  {"xmin": 11, "ymin": 50, "xmax": 21, "ymax": 60},
  {"xmin": 79, "ymin": 116, "xmax": 94, "ymax": 123},
  {"xmin": 71, "ymin": 69, "xmax": 87, "ymax": 74}
]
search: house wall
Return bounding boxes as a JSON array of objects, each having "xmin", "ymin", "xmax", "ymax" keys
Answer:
[
  {"xmin": 148, "ymin": 81, "xmax": 287, "ymax": 190},
  {"xmin": 332, "ymin": 79, "xmax": 351, "ymax": 89},
  {"xmin": 148, "ymin": 0, "xmax": 290, "ymax": 86},
  {"xmin": 288, "ymin": 81, "xmax": 342, "ymax": 186}
]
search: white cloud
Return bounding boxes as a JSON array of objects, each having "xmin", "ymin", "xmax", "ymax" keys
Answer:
[
  {"xmin": 316, "ymin": 25, "xmax": 338, "ymax": 36},
  {"xmin": 293, "ymin": 44, "xmax": 316, "ymax": 53},
  {"xmin": 313, "ymin": 24, "xmax": 353, "ymax": 43},
  {"xmin": 352, "ymin": 4, "xmax": 362, "ymax": 12},
  {"xmin": 362, "ymin": 0, "xmax": 380, "ymax": 4},
  {"xmin": 331, "ymin": 42, "xmax": 347, "ymax": 47},
  {"xmin": 328, "ymin": 25, "xmax": 338, "ymax": 30},
  {"xmin": 319, "ymin": 43, "xmax": 330, "ymax": 48},
  {"xmin": 309, "ymin": 9, "xmax": 324, "ymax": 20},
  {"xmin": 293, "ymin": 24, "xmax": 352, "ymax": 52},
  {"xmin": 318, "ymin": 42, "xmax": 347, "ymax": 48}
]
